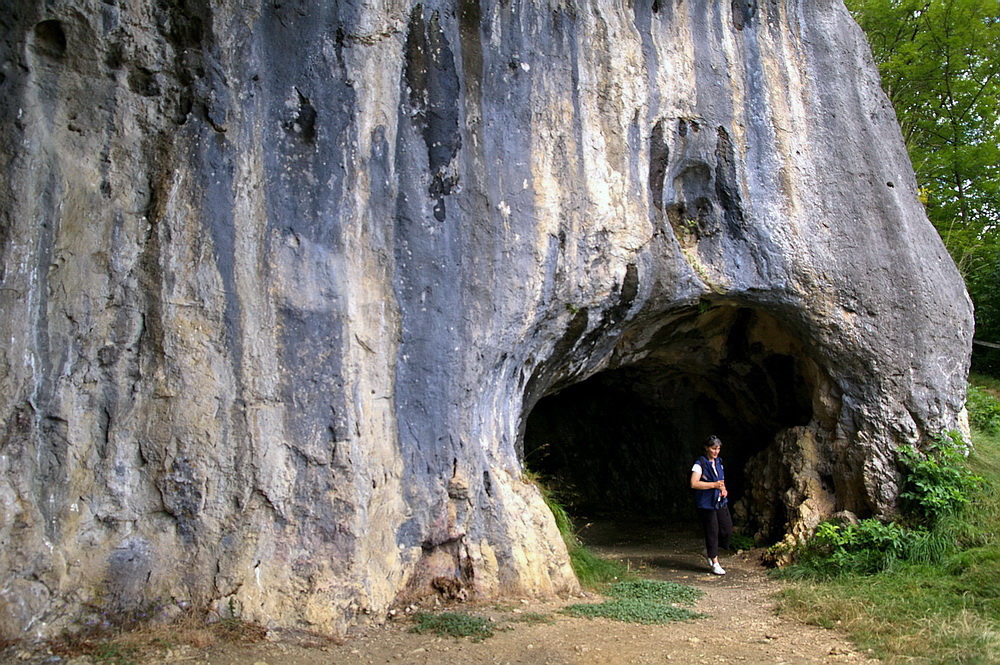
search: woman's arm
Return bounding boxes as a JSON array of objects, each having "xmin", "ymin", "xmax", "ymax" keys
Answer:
[{"xmin": 690, "ymin": 470, "xmax": 725, "ymax": 491}]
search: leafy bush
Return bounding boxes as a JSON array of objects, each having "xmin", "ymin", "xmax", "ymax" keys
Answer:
[
  {"xmin": 782, "ymin": 519, "xmax": 919, "ymax": 578},
  {"xmin": 967, "ymin": 384, "xmax": 1000, "ymax": 433},
  {"xmin": 898, "ymin": 431, "xmax": 983, "ymax": 526}
]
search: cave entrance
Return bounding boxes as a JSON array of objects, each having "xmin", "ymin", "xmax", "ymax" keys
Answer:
[{"xmin": 522, "ymin": 303, "xmax": 825, "ymax": 542}]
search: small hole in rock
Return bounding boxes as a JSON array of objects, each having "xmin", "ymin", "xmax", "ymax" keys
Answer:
[{"xmin": 34, "ymin": 20, "xmax": 67, "ymax": 59}]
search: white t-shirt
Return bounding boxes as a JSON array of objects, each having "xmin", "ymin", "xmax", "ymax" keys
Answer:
[{"xmin": 691, "ymin": 460, "xmax": 719, "ymax": 477}]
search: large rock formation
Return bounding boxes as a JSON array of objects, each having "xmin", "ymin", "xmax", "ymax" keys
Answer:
[{"xmin": 0, "ymin": 0, "xmax": 972, "ymax": 639}]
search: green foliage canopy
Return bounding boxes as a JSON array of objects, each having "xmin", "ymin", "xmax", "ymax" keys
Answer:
[{"xmin": 846, "ymin": 0, "xmax": 1000, "ymax": 357}]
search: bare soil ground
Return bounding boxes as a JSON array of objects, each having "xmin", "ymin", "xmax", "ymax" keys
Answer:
[{"xmin": 3, "ymin": 520, "xmax": 881, "ymax": 665}]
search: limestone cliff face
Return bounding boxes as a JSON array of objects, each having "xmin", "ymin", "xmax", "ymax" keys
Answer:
[{"xmin": 0, "ymin": 0, "xmax": 972, "ymax": 638}]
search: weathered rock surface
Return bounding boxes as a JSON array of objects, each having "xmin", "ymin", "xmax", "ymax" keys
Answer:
[{"xmin": 0, "ymin": 0, "xmax": 972, "ymax": 639}]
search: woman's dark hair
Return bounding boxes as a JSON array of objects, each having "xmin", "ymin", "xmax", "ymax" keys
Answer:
[{"xmin": 704, "ymin": 435, "xmax": 722, "ymax": 449}]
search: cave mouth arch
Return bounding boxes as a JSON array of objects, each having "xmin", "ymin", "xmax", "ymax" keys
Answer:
[{"xmin": 522, "ymin": 303, "xmax": 834, "ymax": 543}]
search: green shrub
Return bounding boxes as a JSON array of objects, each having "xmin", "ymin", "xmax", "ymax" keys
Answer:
[
  {"xmin": 967, "ymin": 384, "xmax": 1000, "ymax": 433},
  {"xmin": 781, "ymin": 431, "xmax": 982, "ymax": 579},
  {"xmin": 898, "ymin": 431, "xmax": 983, "ymax": 526},
  {"xmin": 781, "ymin": 519, "xmax": 924, "ymax": 578}
]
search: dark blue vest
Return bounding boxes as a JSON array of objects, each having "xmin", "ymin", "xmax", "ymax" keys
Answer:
[{"xmin": 694, "ymin": 455, "xmax": 727, "ymax": 510}]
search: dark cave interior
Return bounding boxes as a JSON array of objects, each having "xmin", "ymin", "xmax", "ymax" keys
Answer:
[{"xmin": 523, "ymin": 305, "xmax": 818, "ymax": 534}]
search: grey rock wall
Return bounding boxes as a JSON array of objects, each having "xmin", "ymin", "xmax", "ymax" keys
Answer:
[{"xmin": 0, "ymin": 0, "xmax": 972, "ymax": 638}]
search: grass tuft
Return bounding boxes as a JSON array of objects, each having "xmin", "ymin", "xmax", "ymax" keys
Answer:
[
  {"xmin": 524, "ymin": 470, "xmax": 635, "ymax": 589},
  {"xmin": 567, "ymin": 542, "xmax": 633, "ymax": 588},
  {"xmin": 508, "ymin": 611, "xmax": 555, "ymax": 625}
]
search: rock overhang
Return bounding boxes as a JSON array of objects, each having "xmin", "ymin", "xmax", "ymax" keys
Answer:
[{"xmin": 522, "ymin": 299, "xmax": 841, "ymax": 537}]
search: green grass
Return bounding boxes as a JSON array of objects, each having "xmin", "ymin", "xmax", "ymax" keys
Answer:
[
  {"xmin": 524, "ymin": 470, "xmax": 635, "ymax": 589},
  {"xmin": 970, "ymin": 372, "xmax": 1000, "ymax": 396},
  {"xmin": 508, "ymin": 611, "xmax": 555, "ymax": 625},
  {"xmin": 561, "ymin": 579, "xmax": 706, "ymax": 625},
  {"xmin": 92, "ymin": 642, "xmax": 141, "ymax": 665},
  {"xmin": 525, "ymin": 471, "xmax": 707, "ymax": 625},
  {"xmin": 408, "ymin": 608, "xmax": 558, "ymax": 641},
  {"xmin": 566, "ymin": 542, "xmax": 633, "ymax": 588},
  {"xmin": 777, "ymin": 570, "xmax": 999, "ymax": 664},
  {"xmin": 775, "ymin": 408, "xmax": 1000, "ymax": 665}
]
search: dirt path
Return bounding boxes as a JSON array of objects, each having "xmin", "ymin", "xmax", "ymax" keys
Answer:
[
  {"xmin": 6, "ymin": 520, "xmax": 880, "ymax": 665},
  {"xmin": 184, "ymin": 520, "xmax": 878, "ymax": 665}
]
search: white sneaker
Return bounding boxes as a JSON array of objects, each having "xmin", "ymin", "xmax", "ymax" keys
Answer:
[{"xmin": 710, "ymin": 561, "xmax": 726, "ymax": 575}]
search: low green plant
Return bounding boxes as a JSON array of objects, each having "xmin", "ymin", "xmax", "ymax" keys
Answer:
[
  {"xmin": 780, "ymin": 519, "xmax": 957, "ymax": 578},
  {"xmin": 898, "ymin": 431, "xmax": 983, "ymax": 526},
  {"xmin": 561, "ymin": 579, "xmax": 705, "ymax": 625},
  {"xmin": 508, "ymin": 611, "xmax": 554, "ymax": 625},
  {"xmin": 92, "ymin": 642, "xmax": 140, "ymax": 665},
  {"xmin": 409, "ymin": 612, "xmax": 494, "ymax": 642},
  {"xmin": 729, "ymin": 532, "xmax": 755, "ymax": 551},
  {"xmin": 563, "ymin": 597, "xmax": 705, "ymax": 624},
  {"xmin": 967, "ymin": 384, "xmax": 1000, "ymax": 433},
  {"xmin": 525, "ymin": 471, "xmax": 634, "ymax": 589},
  {"xmin": 605, "ymin": 579, "xmax": 704, "ymax": 605}
]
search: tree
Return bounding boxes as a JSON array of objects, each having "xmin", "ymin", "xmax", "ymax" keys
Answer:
[{"xmin": 846, "ymin": 0, "xmax": 1000, "ymax": 371}]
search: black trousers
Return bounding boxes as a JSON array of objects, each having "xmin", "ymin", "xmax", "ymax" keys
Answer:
[{"xmin": 697, "ymin": 506, "xmax": 733, "ymax": 560}]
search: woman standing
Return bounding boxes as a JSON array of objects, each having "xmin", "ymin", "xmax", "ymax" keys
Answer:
[{"xmin": 690, "ymin": 435, "xmax": 733, "ymax": 575}]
